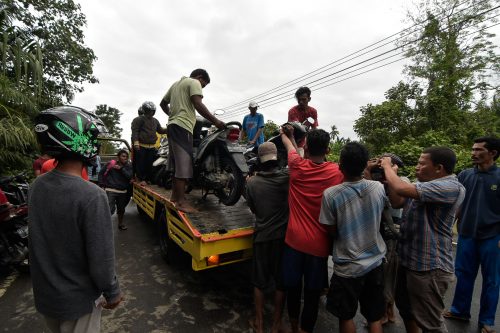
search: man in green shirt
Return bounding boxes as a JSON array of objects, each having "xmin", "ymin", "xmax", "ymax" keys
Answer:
[{"xmin": 160, "ymin": 69, "xmax": 225, "ymax": 213}]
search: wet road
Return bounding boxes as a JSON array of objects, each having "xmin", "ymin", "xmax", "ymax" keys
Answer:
[{"xmin": 0, "ymin": 202, "xmax": 497, "ymax": 332}]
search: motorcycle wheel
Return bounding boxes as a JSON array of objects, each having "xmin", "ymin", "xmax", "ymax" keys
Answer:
[
  {"xmin": 215, "ymin": 157, "xmax": 245, "ymax": 206},
  {"xmin": 151, "ymin": 165, "xmax": 166, "ymax": 187}
]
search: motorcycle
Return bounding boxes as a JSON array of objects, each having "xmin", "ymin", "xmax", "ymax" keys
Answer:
[
  {"xmin": 0, "ymin": 175, "xmax": 29, "ymax": 273},
  {"xmin": 244, "ymin": 118, "xmax": 312, "ymax": 175},
  {"xmin": 152, "ymin": 117, "xmax": 248, "ymax": 206}
]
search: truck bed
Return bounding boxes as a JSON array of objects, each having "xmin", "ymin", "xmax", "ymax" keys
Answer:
[{"xmin": 141, "ymin": 184, "xmax": 254, "ymax": 234}]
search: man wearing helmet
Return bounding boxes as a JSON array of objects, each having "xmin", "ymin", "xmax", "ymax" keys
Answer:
[
  {"xmin": 160, "ymin": 68, "xmax": 225, "ymax": 213},
  {"xmin": 30, "ymin": 106, "xmax": 123, "ymax": 332},
  {"xmin": 131, "ymin": 101, "xmax": 167, "ymax": 185}
]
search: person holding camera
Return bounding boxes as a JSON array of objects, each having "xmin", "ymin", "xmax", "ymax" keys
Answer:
[{"xmin": 380, "ymin": 147, "xmax": 465, "ymax": 333}]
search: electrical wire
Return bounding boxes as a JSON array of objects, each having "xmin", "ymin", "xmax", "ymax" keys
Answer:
[{"xmin": 219, "ymin": 4, "xmax": 500, "ymax": 120}]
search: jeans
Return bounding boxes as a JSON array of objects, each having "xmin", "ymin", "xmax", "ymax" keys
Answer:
[{"xmin": 450, "ymin": 234, "xmax": 500, "ymax": 326}]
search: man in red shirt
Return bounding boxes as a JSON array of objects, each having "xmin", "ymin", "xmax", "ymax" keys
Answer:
[
  {"xmin": 280, "ymin": 126, "xmax": 343, "ymax": 333},
  {"xmin": 288, "ymin": 87, "xmax": 318, "ymax": 133}
]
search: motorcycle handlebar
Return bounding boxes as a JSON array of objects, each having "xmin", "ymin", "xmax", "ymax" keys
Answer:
[{"xmin": 223, "ymin": 121, "xmax": 242, "ymax": 130}]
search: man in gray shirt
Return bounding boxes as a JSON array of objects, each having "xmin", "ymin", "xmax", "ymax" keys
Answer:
[{"xmin": 31, "ymin": 106, "xmax": 123, "ymax": 332}]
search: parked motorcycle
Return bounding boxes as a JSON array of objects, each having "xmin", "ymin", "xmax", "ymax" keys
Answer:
[
  {"xmin": 244, "ymin": 118, "xmax": 312, "ymax": 175},
  {"xmin": 152, "ymin": 117, "xmax": 248, "ymax": 206},
  {"xmin": 0, "ymin": 176, "xmax": 29, "ymax": 273}
]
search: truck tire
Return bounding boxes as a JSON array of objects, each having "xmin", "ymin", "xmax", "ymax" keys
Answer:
[
  {"xmin": 157, "ymin": 207, "xmax": 176, "ymax": 264},
  {"xmin": 215, "ymin": 156, "xmax": 245, "ymax": 206}
]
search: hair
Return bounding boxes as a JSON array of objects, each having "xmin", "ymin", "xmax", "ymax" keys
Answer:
[
  {"xmin": 422, "ymin": 146, "xmax": 457, "ymax": 174},
  {"xmin": 117, "ymin": 149, "xmax": 129, "ymax": 157},
  {"xmin": 295, "ymin": 86, "xmax": 311, "ymax": 99},
  {"xmin": 474, "ymin": 136, "xmax": 500, "ymax": 160},
  {"xmin": 305, "ymin": 129, "xmax": 330, "ymax": 156},
  {"xmin": 339, "ymin": 142, "xmax": 369, "ymax": 178},
  {"xmin": 190, "ymin": 68, "xmax": 210, "ymax": 84}
]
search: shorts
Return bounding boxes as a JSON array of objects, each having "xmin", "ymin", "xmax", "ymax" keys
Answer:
[
  {"xmin": 167, "ymin": 124, "xmax": 193, "ymax": 179},
  {"xmin": 252, "ymin": 238, "xmax": 285, "ymax": 291},
  {"xmin": 281, "ymin": 245, "xmax": 328, "ymax": 290},
  {"xmin": 395, "ymin": 267, "xmax": 453, "ymax": 332},
  {"xmin": 326, "ymin": 264, "xmax": 385, "ymax": 322}
]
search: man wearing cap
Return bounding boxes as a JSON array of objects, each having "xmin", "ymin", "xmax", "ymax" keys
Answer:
[
  {"xmin": 246, "ymin": 142, "xmax": 289, "ymax": 333},
  {"xmin": 241, "ymin": 101, "xmax": 265, "ymax": 148}
]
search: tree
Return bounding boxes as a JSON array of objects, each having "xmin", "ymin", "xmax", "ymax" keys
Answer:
[
  {"xmin": 354, "ymin": 82, "xmax": 425, "ymax": 154},
  {"xmin": 329, "ymin": 124, "xmax": 339, "ymax": 142},
  {"xmin": 263, "ymin": 120, "xmax": 279, "ymax": 140},
  {"xmin": 400, "ymin": 0, "xmax": 500, "ymax": 144},
  {"xmin": 3, "ymin": 0, "xmax": 98, "ymax": 105},
  {"xmin": 354, "ymin": 0, "xmax": 499, "ymax": 176},
  {"xmin": 94, "ymin": 104, "xmax": 122, "ymax": 138},
  {"xmin": 0, "ymin": 1, "xmax": 97, "ymax": 173}
]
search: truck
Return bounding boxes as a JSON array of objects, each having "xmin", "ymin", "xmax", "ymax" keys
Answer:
[{"xmin": 133, "ymin": 183, "xmax": 255, "ymax": 271}]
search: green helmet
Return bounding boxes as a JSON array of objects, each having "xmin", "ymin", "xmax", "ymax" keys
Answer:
[{"xmin": 34, "ymin": 106, "xmax": 106, "ymax": 160}]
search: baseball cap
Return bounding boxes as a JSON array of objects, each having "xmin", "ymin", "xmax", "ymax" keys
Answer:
[
  {"xmin": 249, "ymin": 101, "xmax": 259, "ymax": 108},
  {"xmin": 258, "ymin": 142, "xmax": 277, "ymax": 163}
]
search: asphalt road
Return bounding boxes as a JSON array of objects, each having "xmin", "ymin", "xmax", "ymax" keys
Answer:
[{"xmin": 0, "ymin": 202, "xmax": 497, "ymax": 332}]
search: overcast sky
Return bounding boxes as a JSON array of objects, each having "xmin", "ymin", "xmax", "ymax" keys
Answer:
[{"xmin": 72, "ymin": 0, "xmax": 499, "ymax": 142}]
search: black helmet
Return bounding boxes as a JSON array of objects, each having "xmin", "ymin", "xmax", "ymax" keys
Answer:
[
  {"xmin": 141, "ymin": 101, "xmax": 156, "ymax": 114},
  {"xmin": 34, "ymin": 106, "xmax": 106, "ymax": 160}
]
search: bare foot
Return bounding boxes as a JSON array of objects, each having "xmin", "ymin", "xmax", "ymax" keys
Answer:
[
  {"xmin": 175, "ymin": 201, "xmax": 198, "ymax": 213},
  {"xmin": 249, "ymin": 318, "xmax": 263, "ymax": 333}
]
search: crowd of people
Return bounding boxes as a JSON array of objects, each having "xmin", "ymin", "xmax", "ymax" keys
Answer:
[{"xmin": 26, "ymin": 69, "xmax": 499, "ymax": 333}]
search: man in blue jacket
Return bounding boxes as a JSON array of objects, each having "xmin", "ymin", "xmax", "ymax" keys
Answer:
[{"xmin": 444, "ymin": 137, "xmax": 500, "ymax": 333}]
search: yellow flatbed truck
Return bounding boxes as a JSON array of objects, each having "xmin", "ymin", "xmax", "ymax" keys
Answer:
[{"xmin": 133, "ymin": 183, "xmax": 254, "ymax": 271}]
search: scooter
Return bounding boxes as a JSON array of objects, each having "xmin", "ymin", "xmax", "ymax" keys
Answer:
[
  {"xmin": 245, "ymin": 118, "xmax": 312, "ymax": 175},
  {"xmin": 152, "ymin": 117, "xmax": 248, "ymax": 206},
  {"xmin": 0, "ymin": 183, "xmax": 29, "ymax": 273}
]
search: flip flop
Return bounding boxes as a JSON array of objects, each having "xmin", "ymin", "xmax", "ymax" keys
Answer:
[
  {"xmin": 442, "ymin": 310, "xmax": 469, "ymax": 322},
  {"xmin": 480, "ymin": 324, "xmax": 496, "ymax": 333}
]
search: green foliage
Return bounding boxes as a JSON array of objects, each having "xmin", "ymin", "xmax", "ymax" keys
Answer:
[
  {"xmin": 263, "ymin": 120, "xmax": 279, "ymax": 140},
  {"xmin": 3, "ymin": 0, "xmax": 98, "ymax": 104},
  {"xmin": 354, "ymin": 0, "xmax": 499, "ymax": 179},
  {"xmin": 0, "ymin": 0, "xmax": 97, "ymax": 174},
  {"xmin": 94, "ymin": 104, "xmax": 123, "ymax": 138}
]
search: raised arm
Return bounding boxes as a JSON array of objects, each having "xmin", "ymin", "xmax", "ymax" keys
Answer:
[
  {"xmin": 381, "ymin": 156, "xmax": 418, "ymax": 207},
  {"xmin": 191, "ymin": 95, "xmax": 225, "ymax": 129}
]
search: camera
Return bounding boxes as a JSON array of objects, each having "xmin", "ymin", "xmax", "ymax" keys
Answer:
[{"xmin": 369, "ymin": 153, "xmax": 404, "ymax": 182}]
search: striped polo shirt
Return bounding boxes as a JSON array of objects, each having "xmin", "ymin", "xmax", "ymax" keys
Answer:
[{"xmin": 398, "ymin": 175, "xmax": 465, "ymax": 273}]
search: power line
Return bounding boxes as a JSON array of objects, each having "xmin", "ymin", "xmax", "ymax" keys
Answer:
[
  {"xmin": 218, "ymin": 0, "xmax": 486, "ymax": 113},
  {"xmin": 221, "ymin": 18, "xmax": 500, "ymax": 120},
  {"xmin": 220, "ymin": 5, "xmax": 500, "ymax": 120}
]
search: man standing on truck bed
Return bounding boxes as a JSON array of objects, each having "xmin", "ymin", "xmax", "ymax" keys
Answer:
[
  {"xmin": 160, "ymin": 68, "xmax": 225, "ymax": 213},
  {"xmin": 131, "ymin": 101, "xmax": 167, "ymax": 185}
]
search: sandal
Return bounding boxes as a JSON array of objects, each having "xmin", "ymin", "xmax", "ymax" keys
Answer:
[
  {"xmin": 118, "ymin": 225, "xmax": 128, "ymax": 231},
  {"xmin": 442, "ymin": 310, "xmax": 469, "ymax": 322},
  {"xmin": 480, "ymin": 324, "xmax": 496, "ymax": 333}
]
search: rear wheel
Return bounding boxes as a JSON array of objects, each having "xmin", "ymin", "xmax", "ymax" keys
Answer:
[
  {"xmin": 157, "ymin": 207, "xmax": 176, "ymax": 264},
  {"xmin": 215, "ymin": 157, "xmax": 245, "ymax": 206}
]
